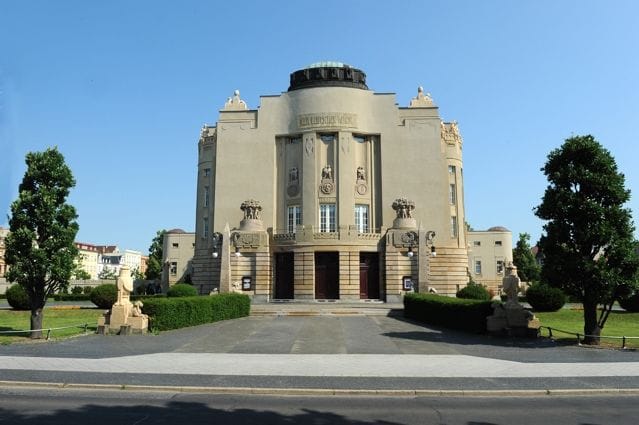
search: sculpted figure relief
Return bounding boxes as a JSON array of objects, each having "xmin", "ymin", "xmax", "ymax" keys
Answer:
[
  {"xmin": 356, "ymin": 166, "xmax": 366, "ymax": 182},
  {"xmin": 392, "ymin": 198, "xmax": 415, "ymax": 219},
  {"xmin": 241, "ymin": 199, "xmax": 262, "ymax": 220},
  {"xmin": 322, "ymin": 164, "xmax": 333, "ymax": 181}
]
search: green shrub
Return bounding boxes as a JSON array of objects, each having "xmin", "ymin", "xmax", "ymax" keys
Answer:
[
  {"xmin": 619, "ymin": 292, "xmax": 639, "ymax": 312},
  {"xmin": 456, "ymin": 284, "xmax": 491, "ymax": 301},
  {"xmin": 6, "ymin": 284, "xmax": 31, "ymax": 310},
  {"xmin": 167, "ymin": 283, "xmax": 198, "ymax": 297},
  {"xmin": 525, "ymin": 284, "xmax": 566, "ymax": 312},
  {"xmin": 70, "ymin": 286, "xmax": 83, "ymax": 295},
  {"xmin": 142, "ymin": 293, "xmax": 251, "ymax": 331},
  {"xmin": 53, "ymin": 293, "xmax": 92, "ymax": 301},
  {"xmin": 83, "ymin": 286, "xmax": 93, "ymax": 295},
  {"xmin": 131, "ymin": 294, "xmax": 166, "ymax": 302},
  {"xmin": 404, "ymin": 293, "xmax": 493, "ymax": 333},
  {"xmin": 90, "ymin": 284, "xmax": 117, "ymax": 309}
]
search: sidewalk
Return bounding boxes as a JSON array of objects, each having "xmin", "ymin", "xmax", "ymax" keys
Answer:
[{"xmin": 1, "ymin": 307, "xmax": 638, "ymax": 395}]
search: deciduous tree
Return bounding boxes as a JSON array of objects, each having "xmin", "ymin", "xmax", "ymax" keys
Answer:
[
  {"xmin": 5, "ymin": 148, "xmax": 79, "ymax": 338},
  {"xmin": 535, "ymin": 135, "xmax": 639, "ymax": 344},
  {"xmin": 145, "ymin": 229, "xmax": 166, "ymax": 280},
  {"xmin": 512, "ymin": 233, "xmax": 541, "ymax": 283}
]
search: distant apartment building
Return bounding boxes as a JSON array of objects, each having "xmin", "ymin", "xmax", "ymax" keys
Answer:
[
  {"xmin": 98, "ymin": 248, "xmax": 143, "ymax": 277},
  {"xmin": 74, "ymin": 242, "xmax": 100, "ymax": 279},
  {"xmin": 162, "ymin": 229, "xmax": 195, "ymax": 288},
  {"xmin": 466, "ymin": 226, "xmax": 513, "ymax": 292},
  {"xmin": 0, "ymin": 226, "xmax": 9, "ymax": 278}
]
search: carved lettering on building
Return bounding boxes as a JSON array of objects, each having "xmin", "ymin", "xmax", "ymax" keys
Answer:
[{"xmin": 298, "ymin": 113, "xmax": 358, "ymax": 129}]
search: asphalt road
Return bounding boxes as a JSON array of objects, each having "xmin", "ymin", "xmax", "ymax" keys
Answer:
[{"xmin": 0, "ymin": 387, "xmax": 638, "ymax": 425}]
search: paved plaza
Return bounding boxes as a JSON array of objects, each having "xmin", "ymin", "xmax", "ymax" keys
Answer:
[{"xmin": 1, "ymin": 305, "xmax": 639, "ymax": 394}]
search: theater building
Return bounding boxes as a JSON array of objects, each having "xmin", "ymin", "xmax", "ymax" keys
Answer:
[{"xmin": 191, "ymin": 62, "xmax": 469, "ymax": 302}]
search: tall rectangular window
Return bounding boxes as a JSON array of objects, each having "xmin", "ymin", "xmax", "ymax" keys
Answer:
[
  {"xmin": 287, "ymin": 205, "xmax": 302, "ymax": 233},
  {"xmin": 496, "ymin": 260, "xmax": 505, "ymax": 274},
  {"xmin": 449, "ymin": 183, "xmax": 456, "ymax": 205},
  {"xmin": 319, "ymin": 204, "xmax": 336, "ymax": 232},
  {"xmin": 448, "ymin": 165, "xmax": 456, "ymax": 175},
  {"xmin": 475, "ymin": 260, "xmax": 482, "ymax": 275},
  {"xmin": 354, "ymin": 204, "xmax": 369, "ymax": 233},
  {"xmin": 204, "ymin": 168, "xmax": 211, "ymax": 177},
  {"xmin": 450, "ymin": 216, "xmax": 458, "ymax": 238},
  {"xmin": 204, "ymin": 186, "xmax": 210, "ymax": 207},
  {"xmin": 203, "ymin": 217, "xmax": 209, "ymax": 238}
]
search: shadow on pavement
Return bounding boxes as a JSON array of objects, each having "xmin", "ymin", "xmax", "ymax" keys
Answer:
[
  {"xmin": 0, "ymin": 401, "xmax": 404, "ymax": 425},
  {"xmin": 385, "ymin": 316, "xmax": 571, "ymax": 349}
]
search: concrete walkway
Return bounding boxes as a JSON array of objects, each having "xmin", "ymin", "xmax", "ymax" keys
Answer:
[{"xmin": 1, "ymin": 305, "xmax": 638, "ymax": 394}]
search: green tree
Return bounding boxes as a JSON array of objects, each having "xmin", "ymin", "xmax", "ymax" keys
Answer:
[
  {"xmin": 98, "ymin": 268, "xmax": 117, "ymax": 280},
  {"xmin": 73, "ymin": 268, "xmax": 91, "ymax": 280},
  {"xmin": 512, "ymin": 233, "xmax": 541, "ymax": 283},
  {"xmin": 145, "ymin": 229, "xmax": 166, "ymax": 280},
  {"xmin": 535, "ymin": 135, "xmax": 639, "ymax": 344},
  {"xmin": 5, "ymin": 147, "xmax": 79, "ymax": 338}
]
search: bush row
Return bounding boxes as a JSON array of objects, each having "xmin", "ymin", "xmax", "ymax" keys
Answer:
[
  {"xmin": 141, "ymin": 293, "xmax": 251, "ymax": 331},
  {"xmin": 525, "ymin": 284, "xmax": 566, "ymax": 312},
  {"xmin": 404, "ymin": 293, "xmax": 493, "ymax": 333},
  {"xmin": 53, "ymin": 293, "xmax": 92, "ymax": 301},
  {"xmin": 456, "ymin": 284, "xmax": 491, "ymax": 301}
]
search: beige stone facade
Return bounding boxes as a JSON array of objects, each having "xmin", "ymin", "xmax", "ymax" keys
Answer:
[
  {"xmin": 75, "ymin": 242, "xmax": 100, "ymax": 280},
  {"xmin": 466, "ymin": 227, "xmax": 513, "ymax": 293},
  {"xmin": 162, "ymin": 229, "xmax": 195, "ymax": 288},
  {"xmin": 192, "ymin": 63, "xmax": 469, "ymax": 302}
]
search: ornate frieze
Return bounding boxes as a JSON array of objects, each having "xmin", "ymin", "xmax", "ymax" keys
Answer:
[
  {"xmin": 441, "ymin": 121, "xmax": 463, "ymax": 145},
  {"xmin": 222, "ymin": 90, "xmax": 248, "ymax": 111},
  {"xmin": 297, "ymin": 113, "xmax": 358, "ymax": 130}
]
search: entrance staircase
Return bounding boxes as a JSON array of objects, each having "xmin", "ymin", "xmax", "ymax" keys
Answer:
[{"xmin": 250, "ymin": 301, "xmax": 403, "ymax": 317}]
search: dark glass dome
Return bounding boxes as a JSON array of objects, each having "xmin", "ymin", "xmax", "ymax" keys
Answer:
[{"xmin": 288, "ymin": 62, "xmax": 368, "ymax": 91}]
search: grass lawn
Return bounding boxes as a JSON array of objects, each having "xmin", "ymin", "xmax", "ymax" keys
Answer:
[
  {"xmin": 536, "ymin": 307, "xmax": 639, "ymax": 348},
  {"xmin": 0, "ymin": 307, "xmax": 103, "ymax": 345}
]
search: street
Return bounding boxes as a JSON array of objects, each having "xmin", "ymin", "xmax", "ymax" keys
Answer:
[{"xmin": 0, "ymin": 387, "xmax": 638, "ymax": 425}]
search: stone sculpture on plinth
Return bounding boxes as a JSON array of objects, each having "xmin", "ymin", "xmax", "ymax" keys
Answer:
[
  {"xmin": 392, "ymin": 197, "xmax": 417, "ymax": 229},
  {"xmin": 486, "ymin": 262, "xmax": 540, "ymax": 337},
  {"xmin": 239, "ymin": 199, "xmax": 264, "ymax": 231},
  {"xmin": 97, "ymin": 265, "xmax": 149, "ymax": 335}
]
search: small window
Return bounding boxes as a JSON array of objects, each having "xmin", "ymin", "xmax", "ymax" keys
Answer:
[
  {"xmin": 287, "ymin": 205, "xmax": 302, "ymax": 233},
  {"xmin": 170, "ymin": 262, "xmax": 177, "ymax": 276},
  {"xmin": 354, "ymin": 204, "xmax": 369, "ymax": 233},
  {"xmin": 473, "ymin": 241, "xmax": 481, "ymax": 247},
  {"xmin": 496, "ymin": 260, "xmax": 505, "ymax": 274},
  {"xmin": 287, "ymin": 136, "xmax": 301, "ymax": 144},
  {"xmin": 495, "ymin": 241, "xmax": 502, "ymax": 246},
  {"xmin": 204, "ymin": 168, "xmax": 211, "ymax": 177},
  {"xmin": 449, "ymin": 184, "xmax": 456, "ymax": 205},
  {"xmin": 319, "ymin": 204, "xmax": 336, "ymax": 232},
  {"xmin": 172, "ymin": 243, "xmax": 179, "ymax": 248},
  {"xmin": 204, "ymin": 186, "xmax": 210, "ymax": 207},
  {"xmin": 450, "ymin": 216, "xmax": 458, "ymax": 238},
  {"xmin": 448, "ymin": 165, "xmax": 456, "ymax": 174},
  {"xmin": 320, "ymin": 134, "xmax": 335, "ymax": 143},
  {"xmin": 474, "ymin": 260, "xmax": 482, "ymax": 275}
]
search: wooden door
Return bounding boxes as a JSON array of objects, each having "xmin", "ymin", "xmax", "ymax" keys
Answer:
[
  {"xmin": 275, "ymin": 253, "xmax": 294, "ymax": 299},
  {"xmin": 359, "ymin": 253, "xmax": 380, "ymax": 299},
  {"xmin": 315, "ymin": 252, "xmax": 339, "ymax": 299}
]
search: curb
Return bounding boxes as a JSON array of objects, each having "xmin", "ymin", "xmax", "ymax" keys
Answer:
[{"xmin": 1, "ymin": 380, "xmax": 638, "ymax": 397}]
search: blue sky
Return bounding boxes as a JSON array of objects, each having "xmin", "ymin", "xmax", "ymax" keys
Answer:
[{"xmin": 1, "ymin": 1, "xmax": 638, "ymax": 254}]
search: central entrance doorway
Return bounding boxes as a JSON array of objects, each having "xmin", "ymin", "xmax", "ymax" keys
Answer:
[
  {"xmin": 359, "ymin": 252, "xmax": 380, "ymax": 299},
  {"xmin": 274, "ymin": 252, "xmax": 294, "ymax": 299},
  {"xmin": 315, "ymin": 252, "xmax": 339, "ymax": 299}
]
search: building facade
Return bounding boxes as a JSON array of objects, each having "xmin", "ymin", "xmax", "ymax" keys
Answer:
[
  {"xmin": 466, "ymin": 227, "xmax": 513, "ymax": 292},
  {"xmin": 161, "ymin": 229, "xmax": 195, "ymax": 288},
  {"xmin": 74, "ymin": 242, "xmax": 100, "ymax": 280},
  {"xmin": 192, "ymin": 63, "xmax": 469, "ymax": 302}
]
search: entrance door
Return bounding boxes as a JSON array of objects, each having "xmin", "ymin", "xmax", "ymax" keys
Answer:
[
  {"xmin": 274, "ymin": 253, "xmax": 294, "ymax": 299},
  {"xmin": 359, "ymin": 252, "xmax": 380, "ymax": 299},
  {"xmin": 315, "ymin": 252, "xmax": 339, "ymax": 299}
]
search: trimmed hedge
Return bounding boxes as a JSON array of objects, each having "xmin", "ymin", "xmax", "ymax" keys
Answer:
[
  {"xmin": 167, "ymin": 283, "xmax": 198, "ymax": 297},
  {"xmin": 456, "ymin": 284, "xmax": 491, "ymax": 301},
  {"xmin": 90, "ymin": 284, "xmax": 117, "ymax": 309},
  {"xmin": 525, "ymin": 284, "xmax": 566, "ymax": 312},
  {"xmin": 6, "ymin": 284, "xmax": 31, "ymax": 310},
  {"xmin": 619, "ymin": 293, "xmax": 639, "ymax": 312},
  {"xmin": 404, "ymin": 292, "xmax": 493, "ymax": 333},
  {"xmin": 53, "ymin": 293, "xmax": 92, "ymax": 301},
  {"xmin": 142, "ymin": 293, "xmax": 251, "ymax": 331}
]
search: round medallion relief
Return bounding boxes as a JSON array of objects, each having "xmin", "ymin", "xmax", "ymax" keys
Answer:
[
  {"xmin": 287, "ymin": 184, "xmax": 299, "ymax": 197},
  {"xmin": 320, "ymin": 182, "xmax": 334, "ymax": 194},
  {"xmin": 356, "ymin": 183, "xmax": 368, "ymax": 195}
]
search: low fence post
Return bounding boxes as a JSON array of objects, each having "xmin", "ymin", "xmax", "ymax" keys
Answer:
[
  {"xmin": 46, "ymin": 329, "xmax": 51, "ymax": 340},
  {"xmin": 622, "ymin": 336, "xmax": 626, "ymax": 349}
]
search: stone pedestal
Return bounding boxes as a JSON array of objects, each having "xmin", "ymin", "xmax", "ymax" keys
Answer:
[
  {"xmin": 96, "ymin": 266, "xmax": 149, "ymax": 335},
  {"xmin": 239, "ymin": 218, "xmax": 264, "ymax": 231},
  {"xmin": 392, "ymin": 217, "xmax": 417, "ymax": 230},
  {"xmin": 487, "ymin": 302, "xmax": 540, "ymax": 337}
]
